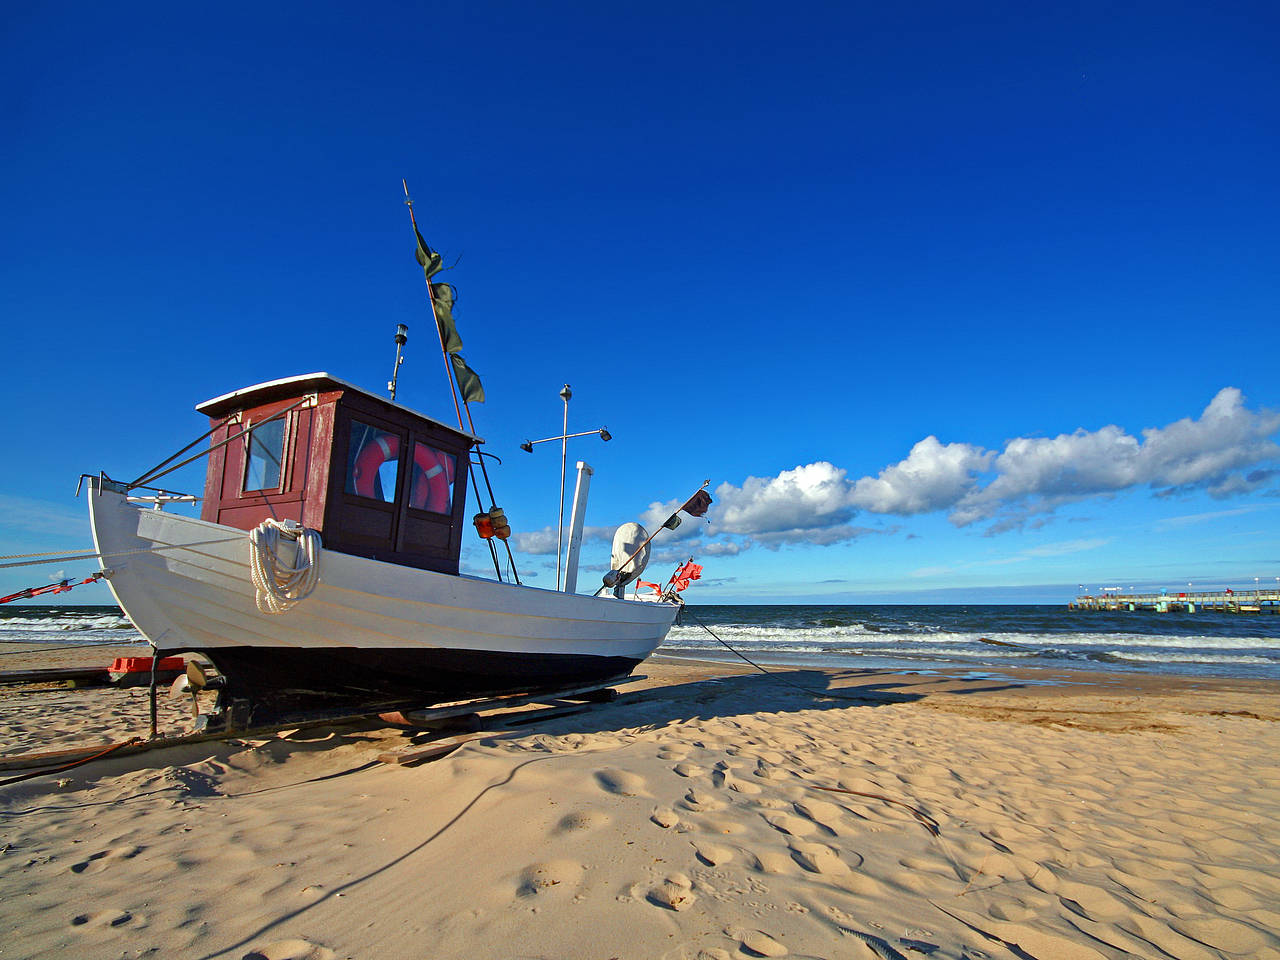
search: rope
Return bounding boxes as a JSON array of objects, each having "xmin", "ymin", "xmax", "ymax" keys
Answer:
[
  {"xmin": 0, "ymin": 738, "xmax": 144, "ymax": 788},
  {"xmin": 681, "ymin": 606, "xmax": 876, "ymax": 703},
  {"xmin": 248, "ymin": 519, "xmax": 322, "ymax": 614},
  {"xmin": 0, "ymin": 536, "xmax": 244, "ymax": 571},
  {"xmin": 0, "ymin": 548, "xmax": 97, "ymax": 561}
]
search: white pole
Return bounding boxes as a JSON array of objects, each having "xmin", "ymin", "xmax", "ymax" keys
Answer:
[
  {"xmin": 556, "ymin": 384, "xmax": 571, "ymax": 590},
  {"xmin": 563, "ymin": 461, "xmax": 594, "ymax": 593}
]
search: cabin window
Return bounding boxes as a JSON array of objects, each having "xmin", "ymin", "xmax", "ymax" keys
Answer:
[
  {"xmin": 244, "ymin": 418, "xmax": 285, "ymax": 491},
  {"xmin": 408, "ymin": 442, "xmax": 456, "ymax": 514},
  {"xmin": 345, "ymin": 421, "xmax": 401, "ymax": 503}
]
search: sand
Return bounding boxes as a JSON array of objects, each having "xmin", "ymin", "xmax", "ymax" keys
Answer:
[{"xmin": 1, "ymin": 648, "xmax": 1278, "ymax": 959}]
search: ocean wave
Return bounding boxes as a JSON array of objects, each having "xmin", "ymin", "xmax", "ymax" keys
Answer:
[
  {"xmin": 0, "ymin": 615, "xmax": 132, "ymax": 632},
  {"xmin": 1102, "ymin": 651, "xmax": 1277, "ymax": 666},
  {"xmin": 667, "ymin": 624, "xmax": 1279, "ymax": 651}
]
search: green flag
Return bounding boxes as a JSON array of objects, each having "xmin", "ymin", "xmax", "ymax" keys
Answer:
[
  {"xmin": 414, "ymin": 228, "xmax": 444, "ymax": 280},
  {"xmin": 413, "ymin": 228, "xmax": 483, "ymax": 403},
  {"xmin": 431, "ymin": 283, "xmax": 464, "ymax": 354},
  {"xmin": 451, "ymin": 353, "xmax": 485, "ymax": 403}
]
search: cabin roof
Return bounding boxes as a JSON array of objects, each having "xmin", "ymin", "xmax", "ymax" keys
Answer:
[{"xmin": 195, "ymin": 372, "xmax": 480, "ymax": 443}]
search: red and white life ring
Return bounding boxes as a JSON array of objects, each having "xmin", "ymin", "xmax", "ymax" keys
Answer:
[
  {"xmin": 352, "ymin": 433, "xmax": 453, "ymax": 513},
  {"xmin": 352, "ymin": 434, "xmax": 401, "ymax": 499},
  {"xmin": 410, "ymin": 445, "xmax": 453, "ymax": 513}
]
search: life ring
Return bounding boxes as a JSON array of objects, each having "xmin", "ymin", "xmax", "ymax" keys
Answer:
[
  {"xmin": 352, "ymin": 434, "xmax": 400, "ymax": 499},
  {"xmin": 410, "ymin": 445, "xmax": 453, "ymax": 513},
  {"xmin": 352, "ymin": 433, "xmax": 454, "ymax": 512}
]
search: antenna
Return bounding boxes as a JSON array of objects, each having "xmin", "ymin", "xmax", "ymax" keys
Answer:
[{"xmin": 388, "ymin": 323, "xmax": 409, "ymax": 400}]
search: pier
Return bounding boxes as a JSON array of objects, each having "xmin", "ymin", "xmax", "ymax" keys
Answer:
[{"xmin": 1070, "ymin": 589, "xmax": 1280, "ymax": 613}]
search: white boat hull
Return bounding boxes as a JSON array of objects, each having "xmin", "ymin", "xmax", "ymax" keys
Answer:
[{"xmin": 88, "ymin": 480, "xmax": 679, "ymax": 710}]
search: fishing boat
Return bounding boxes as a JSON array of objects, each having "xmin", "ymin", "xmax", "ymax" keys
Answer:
[
  {"xmin": 85, "ymin": 372, "xmax": 701, "ymax": 723},
  {"xmin": 83, "ymin": 204, "xmax": 707, "ymax": 724}
]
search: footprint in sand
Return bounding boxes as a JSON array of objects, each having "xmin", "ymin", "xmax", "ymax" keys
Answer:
[
  {"xmin": 70, "ymin": 845, "xmax": 143, "ymax": 874},
  {"xmin": 693, "ymin": 842, "xmax": 735, "ymax": 866},
  {"xmin": 762, "ymin": 813, "xmax": 816, "ymax": 837},
  {"xmin": 753, "ymin": 759, "xmax": 786, "ymax": 781},
  {"xmin": 681, "ymin": 788, "xmax": 725, "ymax": 812},
  {"xmin": 793, "ymin": 799, "xmax": 844, "ymax": 834},
  {"xmin": 729, "ymin": 927, "xmax": 789, "ymax": 957},
  {"xmin": 554, "ymin": 810, "xmax": 611, "ymax": 834},
  {"xmin": 651, "ymin": 806, "xmax": 681, "ymax": 829},
  {"xmin": 517, "ymin": 860, "xmax": 585, "ymax": 897},
  {"xmin": 747, "ymin": 850, "xmax": 796, "ymax": 875},
  {"xmin": 594, "ymin": 768, "xmax": 648, "ymax": 797},
  {"xmin": 711, "ymin": 767, "xmax": 761, "ymax": 794},
  {"xmin": 697, "ymin": 815, "xmax": 747, "ymax": 836},
  {"xmin": 648, "ymin": 874, "xmax": 697, "ymax": 911},
  {"xmin": 789, "ymin": 841, "xmax": 856, "ymax": 875},
  {"xmin": 674, "ymin": 761, "xmax": 707, "ymax": 778},
  {"xmin": 241, "ymin": 939, "xmax": 336, "ymax": 960}
]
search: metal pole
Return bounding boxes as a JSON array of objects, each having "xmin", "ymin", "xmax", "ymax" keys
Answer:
[
  {"xmin": 563, "ymin": 461, "xmax": 593, "ymax": 593},
  {"xmin": 148, "ymin": 640, "xmax": 159, "ymax": 739},
  {"xmin": 388, "ymin": 324, "xmax": 408, "ymax": 401},
  {"xmin": 556, "ymin": 384, "xmax": 571, "ymax": 590}
]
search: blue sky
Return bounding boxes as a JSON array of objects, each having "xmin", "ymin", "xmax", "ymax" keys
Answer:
[{"xmin": 2, "ymin": 1, "xmax": 1277, "ymax": 604}]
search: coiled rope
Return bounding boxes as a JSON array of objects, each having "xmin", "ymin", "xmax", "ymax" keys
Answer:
[{"xmin": 247, "ymin": 519, "xmax": 322, "ymax": 614}]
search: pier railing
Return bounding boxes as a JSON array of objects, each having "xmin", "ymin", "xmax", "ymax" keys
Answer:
[{"xmin": 1070, "ymin": 589, "xmax": 1280, "ymax": 613}]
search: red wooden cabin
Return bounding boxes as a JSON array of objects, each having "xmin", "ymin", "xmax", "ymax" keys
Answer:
[{"xmin": 196, "ymin": 373, "xmax": 475, "ymax": 575}]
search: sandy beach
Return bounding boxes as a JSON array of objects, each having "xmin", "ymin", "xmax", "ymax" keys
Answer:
[{"xmin": 1, "ymin": 646, "xmax": 1278, "ymax": 960}]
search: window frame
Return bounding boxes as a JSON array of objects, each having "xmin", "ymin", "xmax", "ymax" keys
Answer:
[{"xmin": 241, "ymin": 413, "xmax": 289, "ymax": 494}]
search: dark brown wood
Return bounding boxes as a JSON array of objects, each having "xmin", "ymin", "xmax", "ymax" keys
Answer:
[
  {"xmin": 0, "ymin": 667, "xmax": 111, "ymax": 686},
  {"xmin": 563, "ymin": 687, "xmax": 619, "ymax": 702},
  {"xmin": 376, "ymin": 732, "xmax": 504, "ymax": 766}
]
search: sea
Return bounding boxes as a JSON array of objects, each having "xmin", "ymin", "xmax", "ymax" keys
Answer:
[
  {"xmin": 2, "ymin": 603, "xmax": 1279, "ymax": 681},
  {"xmin": 668, "ymin": 604, "xmax": 1280, "ymax": 681}
]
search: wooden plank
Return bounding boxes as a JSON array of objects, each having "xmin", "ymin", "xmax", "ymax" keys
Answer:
[
  {"xmin": 0, "ymin": 743, "xmax": 127, "ymax": 771},
  {"xmin": 377, "ymin": 731, "xmax": 509, "ymax": 766},
  {"xmin": 499, "ymin": 705, "xmax": 591, "ymax": 726},
  {"xmin": 398, "ymin": 673, "xmax": 643, "ymax": 724},
  {"xmin": 0, "ymin": 667, "xmax": 112, "ymax": 686}
]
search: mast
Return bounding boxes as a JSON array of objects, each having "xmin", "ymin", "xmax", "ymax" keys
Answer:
[{"xmin": 401, "ymin": 181, "xmax": 521, "ymax": 584}]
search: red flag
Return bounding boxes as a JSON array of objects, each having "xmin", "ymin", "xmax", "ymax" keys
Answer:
[{"xmin": 668, "ymin": 561, "xmax": 703, "ymax": 593}]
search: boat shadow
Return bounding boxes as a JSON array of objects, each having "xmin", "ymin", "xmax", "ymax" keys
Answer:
[{"xmin": 425, "ymin": 665, "xmax": 1032, "ymax": 742}]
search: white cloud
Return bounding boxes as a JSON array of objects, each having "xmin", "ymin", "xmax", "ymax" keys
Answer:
[
  {"xmin": 713, "ymin": 462, "xmax": 857, "ymax": 536},
  {"xmin": 511, "ymin": 388, "xmax": 1278, "ymax": 559},
  {"xmin": 513, "ymin": 525, "xmax": 613, "ymax": 555},
  {"xmin": 949, "ymin": 388, "xmax": 1280, "ymax": 528},
  {"xmin": 850, "ymin": 437, "xmax": 991, "ymax": 514}
]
